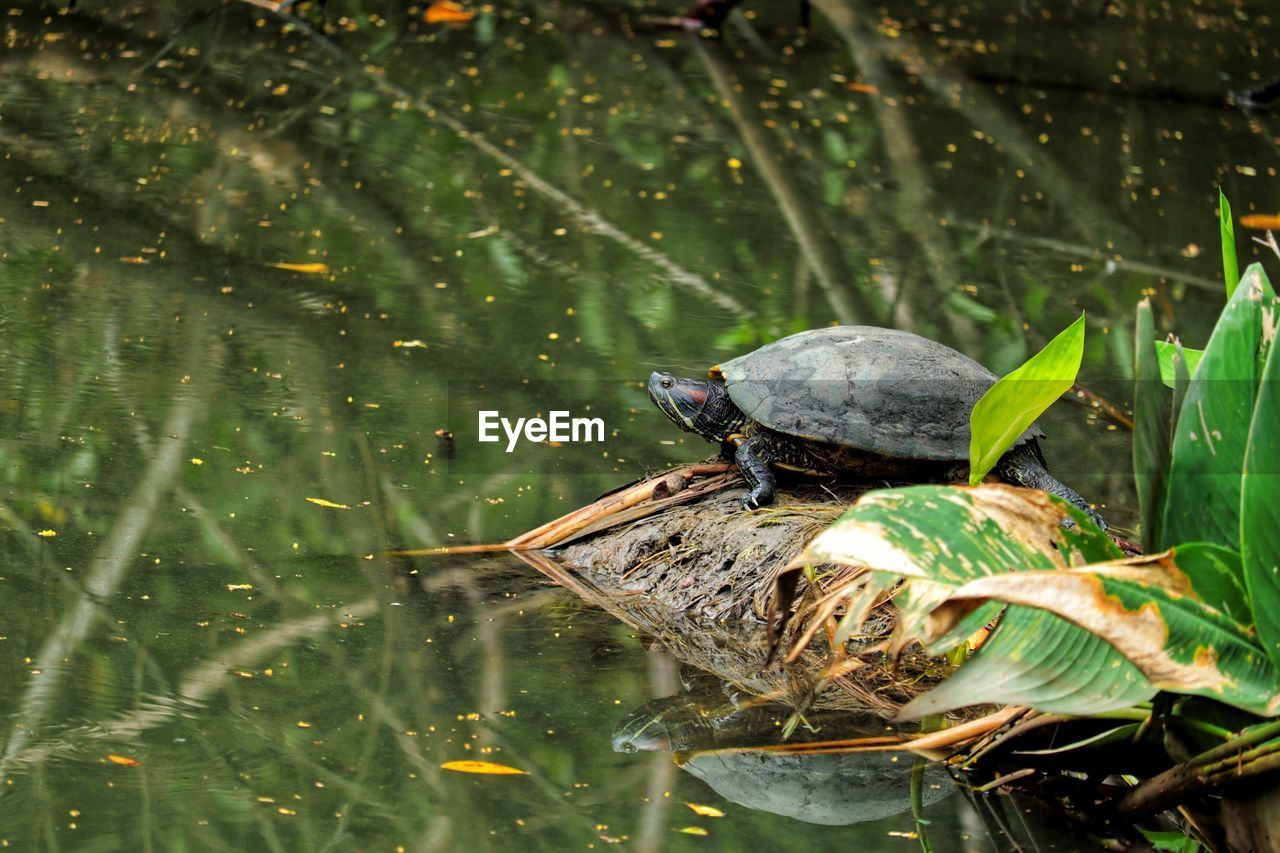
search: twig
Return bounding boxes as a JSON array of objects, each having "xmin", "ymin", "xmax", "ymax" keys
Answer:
[
  {"xmin": 973, "ymin": 767, "xmax": 1037, "ymax": 793},
  {"xmin": 1252, "ymin": 230, "xmax": 1280, "ymax": 262},
  {"xmin": 1068, "ymin": 382, "xmax": 1134, "ymax": 430},
  {"xmin": 1118, "ymin": 719, "xmax": 1280, "ymax": 815},
  {"xmin": 949, "ymin": 221, "xmax": 1221, "ymax": 292}
]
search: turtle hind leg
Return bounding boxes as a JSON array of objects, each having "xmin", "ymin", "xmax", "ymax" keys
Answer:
[{"xmin": 996, "ymin": 442, "xmax": 1108, "ymax": 531}]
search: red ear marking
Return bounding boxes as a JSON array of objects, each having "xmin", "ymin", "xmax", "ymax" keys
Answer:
[{"xmin": 680, "ymin": 386, "xmax": 707, "ymax": 404}]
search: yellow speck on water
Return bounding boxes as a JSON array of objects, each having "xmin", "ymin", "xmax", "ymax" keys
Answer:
[
  {"xmin": 37, "ymin": 530, "xmax": 56, "ymax": 538},
  {"xmin": 684, "ymin": 802, "xmax": 725, "ymax": 817},
  {"xmin": 305, "ymin": 497, "xmax": 349, "ymax": 509},
  {"xmin": 191, "ymin": 458, "xmax": 203, "ymax": 465},
  {"xmin": 727, "ymin": 157, "xmax": 742, "ymax": 169}
]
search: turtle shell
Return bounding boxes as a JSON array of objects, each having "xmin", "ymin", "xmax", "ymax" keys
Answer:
[{"xmin": 717, "ymin": 326, "xmax": 1043, "ymax": 461}]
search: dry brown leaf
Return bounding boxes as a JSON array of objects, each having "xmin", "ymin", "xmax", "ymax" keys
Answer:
[{"xmin": 425, "ymin": 1, "xmax": 475, "ymax": 24}]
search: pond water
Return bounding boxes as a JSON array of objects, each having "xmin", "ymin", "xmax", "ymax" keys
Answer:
[{"xmin": 1, "ymin": 0, "xmax": 1276, "ymax": 848}]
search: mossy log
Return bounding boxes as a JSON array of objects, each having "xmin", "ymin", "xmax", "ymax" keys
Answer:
[
  {"xmin": 507, "ymin": 467, "xmax": 945, "ymax": 714},
  {"xmin": 558, "ymin": 483, "xmax": 855, "ymax": 623}
]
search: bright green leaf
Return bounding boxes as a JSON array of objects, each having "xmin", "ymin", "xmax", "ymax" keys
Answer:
[
  {"xmin": 1221, "ymin": 189, "xmax": 1239, "ymax": 297},
  {"xmin": 968, "ymin": 314, "xmax": 1085, "ymax": 485},
  {"xmin": 1153, "ymin": 340, "xmax": 1204, "ymax": 388},
  {"xmin": 1141, "ymin": 828, "xmax": 1203, "ymax": 853},
  {"xmin": 1242, "ymin": 300, "xmax": 1280, "ymax": 671},
  {"xmin": 1163, "ymin": 266, "xmax": 1271, "ymax": 550}
]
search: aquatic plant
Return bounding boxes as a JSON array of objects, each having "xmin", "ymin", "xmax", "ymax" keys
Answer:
[{"xmin": 772, "ymin": 207, "xmax": 1280, "ymax": 815}]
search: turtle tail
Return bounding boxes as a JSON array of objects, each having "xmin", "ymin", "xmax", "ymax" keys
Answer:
[{"xmin": 996, "ymin": 442, "xmax": 1108, "ymax": 531}]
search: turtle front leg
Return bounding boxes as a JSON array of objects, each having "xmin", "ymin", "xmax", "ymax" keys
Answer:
[{"xmin": 735, "ymin": 435, "xmax": 775, "ymax": 509}]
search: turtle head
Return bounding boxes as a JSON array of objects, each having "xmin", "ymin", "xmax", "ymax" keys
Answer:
[{"xmin": 648, "ymin": 372, "xmax": 744, "ymax": 442}]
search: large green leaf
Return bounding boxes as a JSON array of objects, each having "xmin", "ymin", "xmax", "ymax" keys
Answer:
[
  {"xmin": 786, "ymin": 484, "xmax": 1154, "ymax": 716},
  {"xmin": 968, "ymin": 314, "xmax": 1085, "ymax": 485},
  {"xmin": 928, "ymin": 557, "xmax": 1280, "ymax": 717},
  {"xmin": 1134, "ymin": 300, "xmax": 1171, "ymax": 553},
  {"xmin": 1242, "ymin": 305, "xmax": 1280, "ymax": 670},
  {"xmin": 1162, "ymin": 265, "xmax": 1270, "ymax": 550},
  {"xmin": 1170, "ymin": 343, "xmax": 1192, "ymax": 442},
  {"xmin": 1153, "ymin": 340, "xmax": 1204, "ymax": 388},
  {"xmin": 1221, "ymin": 189, "xmax": 1239, "ymax": 297},
  {"xmin": 1175, "ymin": 542, "xmax": 1250, "ymax": 625},
  {"xmin": 899, "ymin": 603, "xmax": 1154, "ymax": 720}
]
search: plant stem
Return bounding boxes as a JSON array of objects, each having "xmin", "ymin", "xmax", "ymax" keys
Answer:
[{"xmin": 1118, "ymin": 722, "xmax": 1280, "ymax": 815}]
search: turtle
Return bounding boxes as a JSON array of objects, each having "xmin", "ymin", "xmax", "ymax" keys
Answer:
[{"xmin": 647, "ymin": 325, "xmax": 1106, "ymax": 529}]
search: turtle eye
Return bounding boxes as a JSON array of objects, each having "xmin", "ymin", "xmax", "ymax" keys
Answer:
[{"xmin": 660, "ymin": 377, "xmax": 674, "ymax": 389}]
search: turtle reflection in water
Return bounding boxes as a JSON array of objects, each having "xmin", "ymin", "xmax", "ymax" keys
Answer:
[
  {"xmin": 648, "ymin": 325, "xmax": 1106, "ymax": 528},
  {"xmin": 612, "ymin": 691, "xmax": 952, "ymax": 826}
]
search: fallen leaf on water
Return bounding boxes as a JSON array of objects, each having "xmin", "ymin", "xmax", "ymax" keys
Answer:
[
  {"xmin": 684, "ymin": 802, "xmax": 725, "ymax": 818},
  {"xmin": 425, "ymin": 1, "xmax": 475, "ymax": 23},
  {"xmin": 306, "ymin": 497, "xmax": 349, "ymax": 509},
  {"xmin": 269, "ymin": 262, "xmax": 330, "ymax": 275},
  {"xmin": 441, "ymin": 760, "xmax": 527, "ymax": 775},
  {"xmin": 1239, "ymin": 214, "xmax": 1280, "ymax": 230},
  {"xmin": 847, "ymin": 82, "xmax": 880, "ymax": 94},
  {"xmin": 677, "ymin": 826, "xmax": 709, "ymax": 836},
  {"xmin": 107, "ymin": 754, "xmax": 141, "ymax": 767}
]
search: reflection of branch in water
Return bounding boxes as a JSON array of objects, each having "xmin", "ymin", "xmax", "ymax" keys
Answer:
[
  {"xmin": 1, "ymin": 596, "xmax": 380, "ymax": 771},
  {"xmin": 805, "ymin": 0, "xmax": 979, "ymax": 346},
  {"xmin": 0, "ymin": 337, "xmax": 212, "ymax": 780},
  {"xmin": 949, "ymin": 221, "xmax": 1220, "ymax": 291},
  {"xmin": 692, "ymin": 36, "xmax": 871, "ymax": 325},
  {"xmin": 235, "ymin": 2, "xmax": 750, "ymax": 318},
  {"xmin": 634, "ymin": 651, "xmax": 680, "ymax": 853},
  {"xmin": 813, "ymin": 0, "xmax": 1135, "ymax": 252}
]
